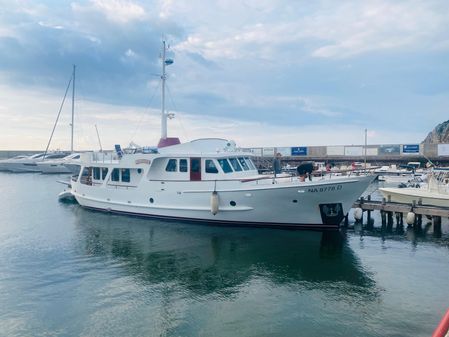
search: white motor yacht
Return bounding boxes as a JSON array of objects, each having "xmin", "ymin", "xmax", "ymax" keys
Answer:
[
  {"xmin": 1, "ymin": 153, "xmax": 47, "ymax": 172},
  {"xmin": 1, "ymin": 152, "xmax": 71, "ymax": 173},
  {"xmin": 62, "ymin": 41, "xmax": 375, "ymax": 230},
  {"xmin": 0, "ymin": 155, "xmax": 29, "ymax": 171},
  {"xmin": 37, "ymin": 153, "xmax": 81, "ymax": 174}
]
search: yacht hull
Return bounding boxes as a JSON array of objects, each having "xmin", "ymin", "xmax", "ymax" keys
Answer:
[{"xmin": 71, "ymin": 175, "xmax": 374, "ymax": 229}]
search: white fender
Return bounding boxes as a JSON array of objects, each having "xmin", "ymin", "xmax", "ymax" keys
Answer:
[
  {"xmin": 406, "ymin": 212, "xmax": 415, "ymax": 225},
  {"xmin": 354, "ymin": 207, "xmax": 363, "ymax": 221},
  {"xmin": 211, "ymin": 191, "xmax": 219, "ymax": 215}
]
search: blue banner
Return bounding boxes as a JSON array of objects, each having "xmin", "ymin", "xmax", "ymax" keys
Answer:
[
  {"xmin": 291, "ymin": 147, "xmax": 308, "ymax": 156},
  {"xmin": 402, "ymin": 144, "xmax": 420, "ymax": 154}
]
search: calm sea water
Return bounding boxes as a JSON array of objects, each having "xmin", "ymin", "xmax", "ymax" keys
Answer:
[{"xmin": 0, "ymin": 172, "xmax": 448, "ymax": 337}]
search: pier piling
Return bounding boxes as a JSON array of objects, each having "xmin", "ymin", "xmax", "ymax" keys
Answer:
[{"xmin": 433, "ymin": 216, "xmax": 442, "ymax": 238}]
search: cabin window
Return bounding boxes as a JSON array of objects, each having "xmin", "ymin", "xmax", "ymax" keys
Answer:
[
  {"xmin": 229, "ymin": 158, "xmax": 242, "ymax": 172},
  {"xmin": 93, "ymin": 167, "xmax": 101, "ymax": 180},
  {"xmin": 238, "ymin": 157, "xmax": 249, "ymax": 171},
  {"xmin": 73, "ymin": 155, "xmax": 80, "ymax": 159},
  {"xmin": 180, "ymin": 159, "xmax": 188, "ymax": 172},
  {"xmin": 80, "ymin": 167, "xmax": 93, "ymax": 185},
  {"xmin": 111, "ymin": 168, "xmax": 120, "ymax": 182},
  {"xmin": 218, "ymin": 159, "xmax": 233, "ymax": 173},
  {"xmin": 205, "ymin": 160, "xmax": 219, "ymax": 173},
  {"xmin": 245, "ymin": 157, "xmax": 256, "ymax": 170},
  {"xmin": 121, "ymin": 169, "xmax": 131, "ymax": 182},
  {"xmin": 165, "ymin": 159, "xmax": 177, "ymax": 172},
  {"xmin": 101, "ymin": 168, "xmax": 109, "ymax": 180}
]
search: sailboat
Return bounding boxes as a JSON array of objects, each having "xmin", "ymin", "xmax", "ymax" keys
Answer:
[
  {"xmin": 61, "ymin": 41, "xmax": 375, "ymax": 229},
  {"xmin": 38, "ymin": 65, "xmax": 81, "ymax": 174}
]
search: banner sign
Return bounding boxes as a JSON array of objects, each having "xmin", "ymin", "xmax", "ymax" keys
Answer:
[
  {"xmin": 291, "ymin": 147, "xmax": 308, "ymax": 156},
  {"xmin": 402, "ymin": 144, "xmax": 420, "ymax": 154}
]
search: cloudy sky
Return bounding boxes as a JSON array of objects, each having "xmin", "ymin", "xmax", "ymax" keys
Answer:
[{"xmin": 0, "ymin": 0, "xmax": 448, "ymax": 150}]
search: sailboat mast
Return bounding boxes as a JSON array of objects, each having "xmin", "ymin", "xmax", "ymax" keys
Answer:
[
  {"xmin": 161, "ymin": 41, "xmax": 167, "ymax": 140},
  {"xmin": 71, "ymin": 64, "xmax": 76, "ymax": 153}
]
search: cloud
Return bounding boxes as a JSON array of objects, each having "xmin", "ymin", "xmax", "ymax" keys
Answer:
[
  {"xmin": 171, "ymin": 0, "xmax": 449, "ymax": 61},
  {"xmin": 88, "ymin": 0, "xmax": 146, "ymax": 23}
]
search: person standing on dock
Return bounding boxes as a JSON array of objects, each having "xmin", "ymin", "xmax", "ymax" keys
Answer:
[{"xmin": 273, "ymin": 152, "xmax": 282, "ymax": 177}]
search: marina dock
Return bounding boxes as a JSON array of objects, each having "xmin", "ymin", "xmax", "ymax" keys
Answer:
[{"xmin": 349, "ymin": 195, "xmax": 449, "ymax": 236}]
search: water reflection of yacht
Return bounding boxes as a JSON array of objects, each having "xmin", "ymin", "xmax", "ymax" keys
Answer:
[{"xmin": 72, "ymin": 207, "xmax": 377, "ymax": 297}]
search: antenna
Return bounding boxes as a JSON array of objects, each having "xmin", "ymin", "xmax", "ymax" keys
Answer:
[
  {"xmin": 160, "ymin": 40, "xmax": 174, "ymax": 140},
  {"xmin": 364, "ymin": 128, "xmax": 367, "ymax": 173},
  {"xmin": 95, "ymin": 124, "xmax": 103, "ymax": 152},
  {"xmin": 71, "ymin": 65, "xmax": 76, "ymax": 153}
]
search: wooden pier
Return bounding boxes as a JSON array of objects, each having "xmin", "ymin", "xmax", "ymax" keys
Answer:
[{"xmin": 347, "ymin": 195, "xmax": 449, "ymax": 237}]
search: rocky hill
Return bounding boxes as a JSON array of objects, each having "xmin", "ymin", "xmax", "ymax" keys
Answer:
[{"xmin": 422, "ymin": 120, "xmax": 449, "ymax": 143}]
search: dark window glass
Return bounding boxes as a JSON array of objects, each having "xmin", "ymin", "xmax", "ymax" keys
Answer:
[
  {"xmin": 205, "ymin": 159, "xmax": 218, "ymax": 173},
  {"xmin": 93, "ymin": 167, "xmax": 101, "ymax": 180},
  {"xmin": 218, "ymin": 159, "xmax": 233, "ymax": 173},
  {"xmin": 121, "ymin": 169, "xmax": 130, "ymax": 182},
  {"xmin": 180, "ymin": 159, "xmax": 188, "ymax": 172},
  {"xmin": 165, "ymin": 159, "xmax": 177, "ymax": 172},
  {"xmin": 191, "ymin": 159, "xmax": 200, "ymax": 172},
  {"xmin": 238, "ymin": 157, "xmax": 249, "ymax": 171},
  {"xmin": 229, "ymin": 158, "xmax": 242, "ymax": 171},
  {"xmin": 111, "ymin": 168, "xmax": 120, "ymax": 182},
  {"xmin": 101, "ymin": 168, "xmax": 109, "ymax": 180}
]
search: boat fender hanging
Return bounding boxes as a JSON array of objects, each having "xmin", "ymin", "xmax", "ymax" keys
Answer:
[
  {"xmin": 211, "ymin": 191, "xmax": 219, "ymax": 215},
  {"xmin": 354, "ymin": 207, "xmax": 363, "ymax": 221},
  {"xmin": 406, "ymin": 212, "xmax": 415, "ymax": 225}
]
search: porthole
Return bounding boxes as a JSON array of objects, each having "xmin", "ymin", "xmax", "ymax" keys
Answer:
[
  {"xmin": 230, "ymin": 201, "xmax": 236, "ymax": 207},
  {"xmin": 293, "ymin": 199, "xmax": 298, "ymax": 203},
  {"xmin": 137, "ymin": 168, "xmax": 142, "ymax": 174},
  {"xmin": 149, "ymin": 198, "xmax": 154, "ymax": 203}
]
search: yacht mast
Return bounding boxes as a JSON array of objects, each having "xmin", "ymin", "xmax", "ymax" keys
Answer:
[
  {"xmin": 71, "ymin": 64, "xmax": 76, "ymax": 153},
  {"xmin": 161, "ymin": 41, "xmax": 167, "ymax": 140}
]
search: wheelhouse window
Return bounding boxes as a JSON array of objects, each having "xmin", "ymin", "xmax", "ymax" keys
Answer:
[
  {"xmin": 218, "ymin": 158, "xmax": 233, "ymax": 173},
  {"xmin": 93, "ymin": 167, "xmax": 101, "ymax": 180},
  {"xmin": 205, "ymin": 159, "xmax": 219, "ymax": 173},
  {"xmin": 111, "ymin": 168, "xmax": 120, "ymax": 182},
  {"xmin": 238, "ymin": 157, "xmax": 250, "ymax": 171},
  {"xmin": 245, "ymin": 157, "xmax": 256, "ymax": 170},
  {"xmin": 165, "ymin": 159, "xmax": 177, "ymax": 172},
  {"xmin": 101, "ymin": 168, "xmax": 109, "ymax": 180},
  {"xmin": 228, "ymin": 158, "xmax": 242, "ymax": 172},
  {"xmin": 121, "ymin": 169, "xmax": 131, "ymax": 182},
  {"xmin": 180, "ymin": 159, "xmax": 188, "ymax": 172}
]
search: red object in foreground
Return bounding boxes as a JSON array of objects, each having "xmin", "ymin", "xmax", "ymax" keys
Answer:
[{"xmin": 433, "ymin": 308, "xmax": 449, "ymax": 337}]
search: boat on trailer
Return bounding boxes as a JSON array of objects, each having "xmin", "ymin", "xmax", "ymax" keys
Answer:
[{"xmin": 63, "ymin": 41, "xmax": 375, "ymax": 230}]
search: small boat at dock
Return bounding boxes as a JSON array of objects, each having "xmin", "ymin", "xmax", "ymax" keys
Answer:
[{"xmin": 379, "ymin": 169, "xmax": 449, "ymax": 207}]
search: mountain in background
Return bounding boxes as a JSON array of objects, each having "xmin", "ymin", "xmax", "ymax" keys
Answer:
[{"xmin": 422, "ymin": 120, "xmax": 449, "ymax": 143}]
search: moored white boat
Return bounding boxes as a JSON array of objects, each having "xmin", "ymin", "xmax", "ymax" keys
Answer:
[
  {"xmin": 0, "ymin": 152, "xmax": 68, "ymax": 173},
  {"xmin": 37, "ymin": 153, "xmax": 81, "ymax": 174},
  {"xmin": 379, "ymin": 169, "xmax": 449, "ymax": 207},
  {"xmin": 63, "ymin": 41, "xmax": 375, "ymax": 230}
]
